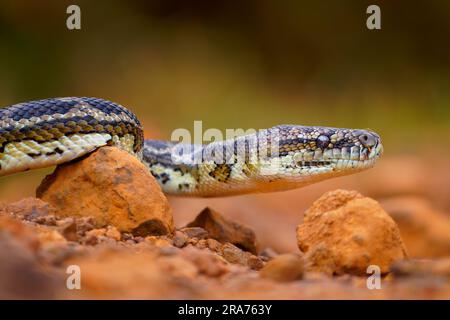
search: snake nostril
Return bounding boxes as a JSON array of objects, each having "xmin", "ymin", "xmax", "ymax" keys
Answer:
[{"xmin": 358, "ymin": 133, "xmax": 377, "ymax": 148}]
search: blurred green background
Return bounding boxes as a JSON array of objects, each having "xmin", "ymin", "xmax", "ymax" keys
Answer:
[{"xmin": 0, "ymin": 0, "xmax": 449, "ymax": 200}]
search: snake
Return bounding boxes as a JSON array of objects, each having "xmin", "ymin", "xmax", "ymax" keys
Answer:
[{"xmin": 0, "ymin": 97, "xmax": 383, "ymax": 197}]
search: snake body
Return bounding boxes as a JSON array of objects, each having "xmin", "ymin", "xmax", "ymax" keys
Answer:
[{"xmin": 0, "ymin": 97, "xmax": 383, "ymax": 197}]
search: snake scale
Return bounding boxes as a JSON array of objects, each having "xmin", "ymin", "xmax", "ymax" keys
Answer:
[{"xmin": 0, "ymin": 97, "xmax": 383, "ymax": 197}]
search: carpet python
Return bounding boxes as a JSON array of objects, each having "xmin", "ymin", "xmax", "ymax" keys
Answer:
[{"xmin": 0, "ymin": 97, "xmax": 383, "ymax": 197}]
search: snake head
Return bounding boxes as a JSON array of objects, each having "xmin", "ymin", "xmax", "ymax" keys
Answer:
[{"xmin": 255, "ymin": 125, "xmax": 383, "ymax": 191}]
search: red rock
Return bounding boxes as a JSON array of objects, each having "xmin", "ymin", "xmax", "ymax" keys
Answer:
[
  {"xmin": 297, "ymin": 190, "xmax": 408, "ymax": 276},
  {"xmin": 36, "ymin": 147, "xmax": 174, "ymax": 236},
  {"xmin": 187, "ymin": 207, "xmax": 258, "ymax": 254}
]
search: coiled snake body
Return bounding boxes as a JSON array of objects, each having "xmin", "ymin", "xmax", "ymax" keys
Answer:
[{"xmin": 0, "ymin": 97, "xmax": 383, "ymax": 197}]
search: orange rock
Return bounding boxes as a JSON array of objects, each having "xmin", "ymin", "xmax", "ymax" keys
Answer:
[
  {"xmin": 381, "ymin": 197, "xmax": 450, "ymax": 258},
  {"xmin": 36, "ymin": 147, "xmax": 174, "ymax": 236},
  {"xmin": 297, "ymin": 189, "xmax": 408, "ymax": 276}
]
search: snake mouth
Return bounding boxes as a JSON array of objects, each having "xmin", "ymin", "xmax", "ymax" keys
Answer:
[{"xmin": 294, "ymin": 142, "xmax": 383, "ymax": 171}]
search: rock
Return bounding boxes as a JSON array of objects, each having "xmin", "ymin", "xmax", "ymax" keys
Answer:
[
  {"xmin": 173, "ymin": 231, "xmax": 189, "ymax": 248},
  {"xmin": 36, "ymin": 147, "xmax": 174, "ymax": 236},
  {"xmin": 3, "ymin": 197, "xmax": 54, "ymax": 221},
  {"xmin": 57, "ymin": 219, "xmax": 78, "ymax": 241},
  {"xmin": 180, "ymin": 246, "xmax": 228, "ymax": 277},
  {"xmin": 206, "ymin": 238, "xmax": 222, "ymax": 253},
  {"xmin": 221, "ymin": 243, "xmax": 264, "ymax": 270},
  {"xmin": 75, "ymin": 217, "xmax": 95, "ymax": 234},
  {"xmin": 260, "ymin": 253, "xmax": 304, "ymax": 282},
  {"xmin": 195, "ymin": 239, "xmax": 208, "ymax": 250},
  {"xmin": 105, "ymin": 226, "xmax": 121, "ymax": 241},
  {"xmin": 297, "ymin": 190, "xmax": 408, "ymax": 276},
  {"xmin": 381, "ymin": 197, "xmax": 450, "ymax": 258},
  {"xmin": 34, "ymin": 215, "xmax": 57, "ymax": 226},
  {"xmin": 35, "ymin": 227, "xmax": 68, "ymax": 248},
  {"xmin": 179, "ymin": 227, "xmax": 209, "ymax": 240},
  {"xmin": 86, "ymin": 228, "xmax": 106, "ymax": 238},
  {"xmin": 303, "ymin": 244, "xmax": 336, "ymax": 276},
  {"xmin": 247, "ymin": 255, "xmax": 265, "ymax": 270},
  {"xmin": 391, "ymin": 258, "xmax": 450, "ymax": 278},
  {"xmin": 187, "ymin": 207, "xmax": 258, "ymax": 254},
  {"xmin": 145, "ymin": 236, "xmax": 172, "ymax": 248},
  {"xmin": 82, "ymin": 228, "xmax": 107, "ymax": 245},
  {"xmin": 259, "ymin": 247, "xmax": 278, "ymax": 261}
]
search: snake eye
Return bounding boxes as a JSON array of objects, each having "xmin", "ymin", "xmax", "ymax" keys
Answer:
[
  {"xmin": 316, "ymin": 135, "xmax": 330, "ymax": 149},
  {"xmin": 358, "ymin": 133, "xmax": 377, "ymax": 147}
]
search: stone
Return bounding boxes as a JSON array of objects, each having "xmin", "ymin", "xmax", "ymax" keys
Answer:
[
  {"xmin": 57, "ymin": 219, "xmax": 78, "ymax": 241},
  {"xmin": 180, "ymin": 246, "xmax": 228, "ymax": 277},
  {"xmin": 179, "ymin": 227, "xmax": 209, "ymax": 239},
  {"xmin": 36, "ymin": 147, "xmax": 174, "ymax": 236},
  {"xmin": 221, "ymin": 243, "xmax": 264, "ymax": 270},
  {"xmin": 145, "ymin": 236, "xmax": 172, "ymax": 248},
  {"xmin": 172, "ymin": 231, "xmax": 189, "ymax": 248},
  {"xmin": 259, "ymin": 247, "xmax": 278, "ymax": 261},
  {"xmin": 297, "ymin": 190, "xmax": 408, "ymax": 276},
  {"xmin": 206, "ymin": 238, "xmax": 222, "ymax": 253},
  {"xmin": 187, "ymin": 207, "xmax": 258, "ymax": 254},
  {"xmin": 35, "ymin": 227, "xmax": 68, "ymax": 249},
  {"xmin": 105, "ymin": 226, "xmax": 121, "ymax": 241},
  {"xmin": 260, "ymin": 253, "xmax": 304, "ymax": 282}
]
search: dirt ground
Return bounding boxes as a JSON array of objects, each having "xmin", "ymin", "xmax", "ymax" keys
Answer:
[{"xmin": 0, "ymin": 151, "xmax": 449, "ymax": 299}]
